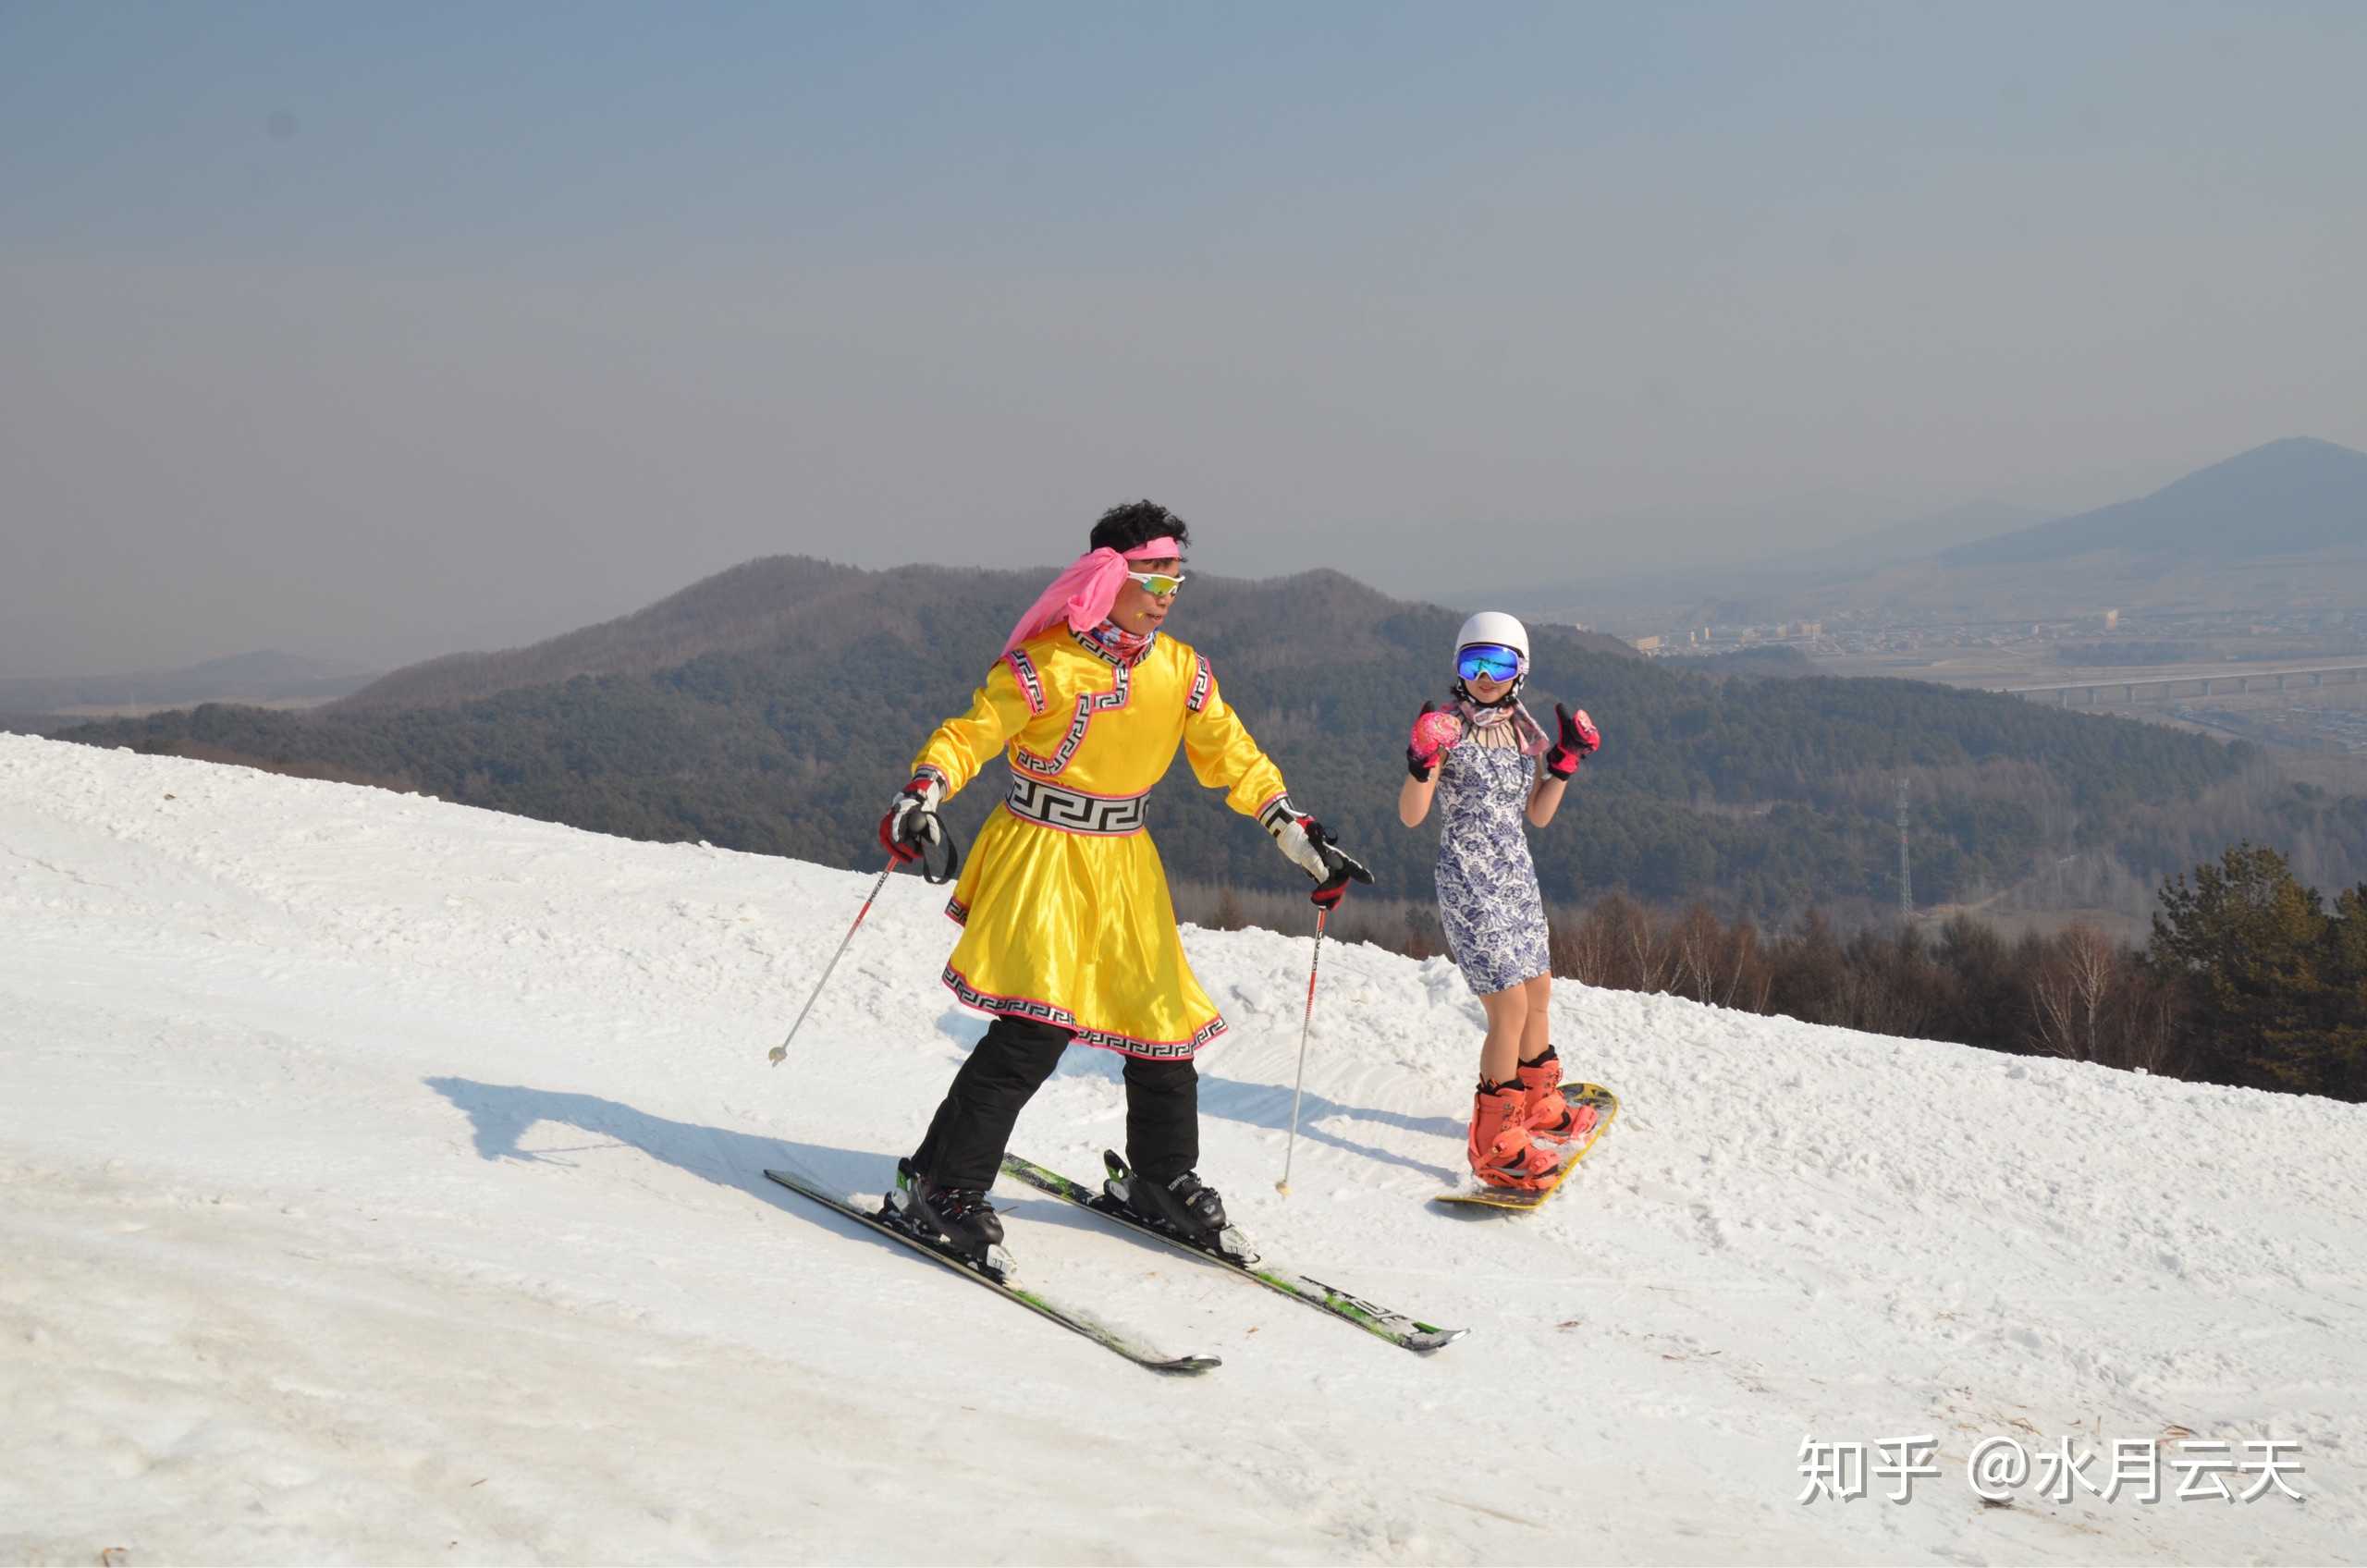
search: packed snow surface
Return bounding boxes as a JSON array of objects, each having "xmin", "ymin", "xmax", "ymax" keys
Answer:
[{"xmin": 3, "ymin": 732, "xmax": 2361, "ymax": 1563}]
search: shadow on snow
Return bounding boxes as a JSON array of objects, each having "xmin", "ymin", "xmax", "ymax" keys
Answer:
[
  {"xmin": 423, "ymin": 1073, "xmax": 903, "ymax": 1238},
  {"xmin": 935, "ymin": 1001, "xmax": 1466, "ymax": 1183},
  {"xmin": 1024, "ymin": 1041, "xmax": 1468, "ymax": 1186}
]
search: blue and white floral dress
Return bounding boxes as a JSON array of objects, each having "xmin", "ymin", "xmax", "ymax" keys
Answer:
[{"xmin": 1434, "ymin": 730, "xmax": 1551, "ymax": 996}]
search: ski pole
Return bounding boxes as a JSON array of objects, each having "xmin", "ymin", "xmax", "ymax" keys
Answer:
[
  {"xmin": 769, "ymin": 857, "xmax": 898, "ymax": 1066},
  {"xmin": 1274, "ymin": 905, "xmax": 1330, "ymax": 1195}
]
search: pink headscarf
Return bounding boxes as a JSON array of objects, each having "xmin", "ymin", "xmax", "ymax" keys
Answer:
[{"xmin": 1000, "ymin": 536, "xmax": 1181, "ymax": 658}]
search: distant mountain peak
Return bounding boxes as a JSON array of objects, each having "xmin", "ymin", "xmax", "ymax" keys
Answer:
[
  {"xmin": 1939, "ymin": 436, "xmax": 2367, "ymax": 569},
  {"xmin": 2147, "ymin": 435, "xmax": 2367, "ymax": 493},
  {"xmin": 2221, "ymin": 433, "xmax": 2360, "ymax": 460}
]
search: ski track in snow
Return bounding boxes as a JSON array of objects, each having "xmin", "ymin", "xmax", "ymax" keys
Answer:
[{"xmin": 2, "ymin": 731, "xmax": 2361, "ymax": 1564}]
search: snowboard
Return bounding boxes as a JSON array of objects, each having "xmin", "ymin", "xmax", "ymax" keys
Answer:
[{"xmin": 1431, "ymin": 1081, "xmax": 1619, "ymax": 1212}]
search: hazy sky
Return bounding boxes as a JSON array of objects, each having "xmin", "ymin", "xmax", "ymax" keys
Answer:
[{"xmin": 6, "ymin": 1, "xmax": 2366, "ymax": 676}]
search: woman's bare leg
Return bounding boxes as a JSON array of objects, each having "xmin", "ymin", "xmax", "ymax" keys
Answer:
[
  {"xmin": 1517, "ymin": 973, "xmax": 1553, "ymax": 1064},
  {"xmin": 1478, "ymin": 984, "xmax": 1529, "ymax": 1085}
]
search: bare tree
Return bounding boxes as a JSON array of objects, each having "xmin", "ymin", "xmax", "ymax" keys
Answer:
[
  {"xmin": 1582, "ymin": 892, "xmax": 1674, "ymax": 994},
  {"xmin": 2029, "ymin": 922, "xmax": 2185, "ymax": 1074},
  {"xmin": 1671, "ymin": 903, "xmax": 1723, "ymax": 1005},
  {"xmin": 1550, "ymin": 907, "xmax": 1615, "ymax": 987},
  {"xmin": 2030, "ymin": 922, "xmax": 2118, "ymax": 1061}
]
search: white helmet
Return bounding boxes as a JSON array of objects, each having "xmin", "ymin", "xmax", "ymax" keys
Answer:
[{"xmin": 1454, "ymin": 610, "xmax": 1529, "ymax": 676}]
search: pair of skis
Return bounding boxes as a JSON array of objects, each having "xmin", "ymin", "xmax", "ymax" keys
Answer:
[
  {"xmin": 761, "ymin": 1162, "xmax": 1217, "ymax": 1374},
  {"xmin": 763, "ymin": 1149, "xmax": 1466, "ymax": 1374}
]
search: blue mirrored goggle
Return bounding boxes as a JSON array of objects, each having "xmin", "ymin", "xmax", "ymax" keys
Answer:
[{"xmin": 1456, "ymin": 643, "xmax": 1523, "ymax": 682}]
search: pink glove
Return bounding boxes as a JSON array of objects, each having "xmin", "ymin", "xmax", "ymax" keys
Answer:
[
  {"xmin": 1407, "ymin": 702, "xmax": 1466, "ymax": 780},
  {"xmin": 1544, "ymin": 704, "xmax": 1599, "ymax": 778}
]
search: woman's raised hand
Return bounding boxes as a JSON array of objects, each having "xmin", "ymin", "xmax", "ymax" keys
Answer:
[
  {"xmin": 1544, "ymin": 704, "xmax": 1600, "ymax": 778},
  {"xmin": 1407, "ymin": 702, "xmax": 1465, "ymax": 781}
]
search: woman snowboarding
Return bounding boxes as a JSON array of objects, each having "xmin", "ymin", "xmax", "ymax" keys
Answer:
[
  {"xmin": 880, "ymin": 500, "xmax": 1370, "ymax": 1259},
  {"xmin": 1399, "ymin": 611, "xmax": 1600, "ymax": 1188}
]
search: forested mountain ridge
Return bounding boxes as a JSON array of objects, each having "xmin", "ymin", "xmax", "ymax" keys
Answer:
[
  {"xmin": 334, "ymin": 555, "xmax": 1644, "ymax": 713},
  {"xmin": 63, "ymin": 557, "xmax": 2337, "ymax": 922},
  {"xmin": 333, "ymin": 556, "xmax": 879, "ymax": 711}
]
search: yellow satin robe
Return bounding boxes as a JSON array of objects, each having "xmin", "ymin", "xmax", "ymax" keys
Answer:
[{"xmin": 914, "ymin": 627, "xmax": 1290, "ymax": 1059}]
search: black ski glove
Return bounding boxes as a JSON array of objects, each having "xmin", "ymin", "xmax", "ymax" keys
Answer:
[
  {"xmin": 880, "ymin": 771, "xmax": 946, "ymax": 864},
  {"xmin": 1308, "ymin": 826, "xmax": 1376, "ymax": 910},
  {"xmin": 1261, "ymin": 798, "xmax": 1376, "ymax": 908}
]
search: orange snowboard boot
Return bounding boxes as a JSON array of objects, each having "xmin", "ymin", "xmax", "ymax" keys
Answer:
[
  {"xmin": 1516, "ymin": 1046, "xmax": 1599, "ymax": 1145},
  {"xmin": 1467, "ymin": 1080, "xmax": 1564, "ymax": 1189}
]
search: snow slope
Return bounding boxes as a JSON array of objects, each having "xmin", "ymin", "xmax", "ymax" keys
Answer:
[{"xmin": 2, "ymin": 731, "xmax": 2360, "ymax": 1565}]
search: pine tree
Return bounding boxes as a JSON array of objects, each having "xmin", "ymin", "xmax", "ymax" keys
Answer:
[
  {"xmin": 2147, "ymin": 845, "xmax": 2331, "ymax": 1094},
  {"xmin": 2316, "ymin": 886, "xmax": 2367, "ymax": 1099}
]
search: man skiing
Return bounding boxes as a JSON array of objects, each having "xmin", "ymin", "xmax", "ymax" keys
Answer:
[{"xmin": 879, "ymin": 499, "xmax": 1370, "ymax": 1260}]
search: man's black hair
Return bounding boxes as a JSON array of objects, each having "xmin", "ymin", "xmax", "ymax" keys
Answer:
[{"xmin": 1089, "ymin": 499, "xmax": 1190, "ymax": 557}]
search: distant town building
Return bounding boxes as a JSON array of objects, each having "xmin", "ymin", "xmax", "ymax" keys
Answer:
[
  {"xmin": 1632, "ymin": 635, "xmax": 1663, "ymax": 654},
  {"xmin": 2103, "ymin": 608, "xmax": 2119, "ymax": 630}
]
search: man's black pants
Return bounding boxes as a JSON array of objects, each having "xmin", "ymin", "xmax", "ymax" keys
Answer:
[{"xmin": 912, "ymin": 1014, "xmax": 1199, "ymax": 1191}]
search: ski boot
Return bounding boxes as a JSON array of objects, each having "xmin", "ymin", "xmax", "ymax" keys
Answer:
[
  {"xmin": 1100, "ymin": 1151, "xmax": 1257, "ymax": 1263},
  {"xmin": 1467, "ymin": 1080, "xmax": 1564, "ymax": 1189},
  {"xmin": 888, "ymin": 1158, "xmax": 1005, "ymax": 1264},
  {"xmin": 1112, "ymin": 1161, "xmax": 1228, "ymax": 1243},
  {"xmin": 1515, "ymin": 1046, "xmax": 1599, "ymax": 1145}
]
